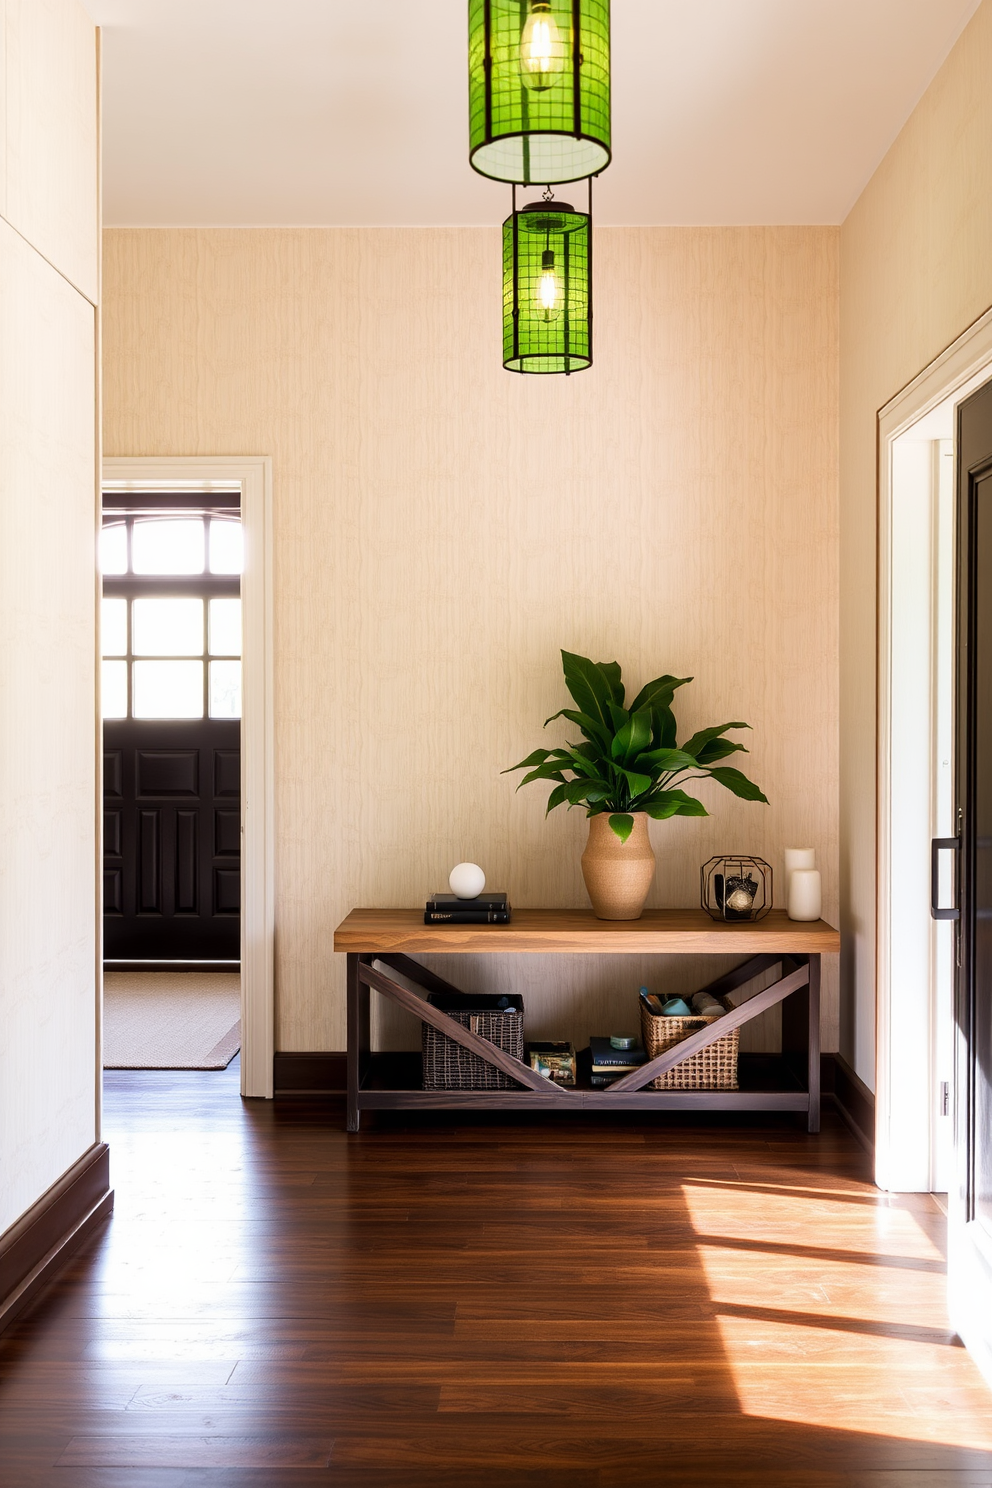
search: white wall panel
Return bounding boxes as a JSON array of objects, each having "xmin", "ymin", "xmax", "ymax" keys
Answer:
[
  {"xmin": 4, "ymin": 0, "xmax": 98, "ymax": 303},
  {"xmin": 0, "ymin": 218, "xmax": 97, "ymax": 1233}
]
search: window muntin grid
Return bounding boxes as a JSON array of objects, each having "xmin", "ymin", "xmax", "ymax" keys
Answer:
[{"xmin": 100, "ymin": 514, "xmax": 242, "ymax": 720}]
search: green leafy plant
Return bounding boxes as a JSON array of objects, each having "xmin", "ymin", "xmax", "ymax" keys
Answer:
[{"xmin": 505, "ymin": 650, "xmax": 768, "ymax": 843}]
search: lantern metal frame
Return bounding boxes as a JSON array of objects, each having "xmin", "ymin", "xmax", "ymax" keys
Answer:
[
  {"xmin": 503, "ymin": 179, "xmax": 592, "ymax": 376},
  {"xmin": 469, "ymin": 0, "xmax": 611, "ymax": 186}
]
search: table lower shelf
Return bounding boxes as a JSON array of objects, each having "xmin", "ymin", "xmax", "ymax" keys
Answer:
[{"xmin": 355, "ymin": 1052, "xmax": 812, "ymax": 1115}]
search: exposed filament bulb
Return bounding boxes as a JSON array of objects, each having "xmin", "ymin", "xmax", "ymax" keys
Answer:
[
  {"xmin": 519, "ymin": 1, "xmax": 566, "ymax": 92},
  {"xmin": 538, "ymin": 247, "xmax": 561, "ymax": 320}
]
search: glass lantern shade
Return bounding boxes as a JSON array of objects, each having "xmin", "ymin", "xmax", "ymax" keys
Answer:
[
  {"xmin": 469, "ymin": 0, "xmax": 610, "ymax": 185},
  {"xmin": 503, "ymin": 195, "xmax": 591, "ymax": 374}
]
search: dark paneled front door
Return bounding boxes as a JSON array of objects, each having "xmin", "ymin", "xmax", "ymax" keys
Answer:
[{"xmin": 104, "ymin": 720, "xmax": 240, "ymax": 960}]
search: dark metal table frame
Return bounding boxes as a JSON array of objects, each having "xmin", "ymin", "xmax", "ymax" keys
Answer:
[{"xmin": 346, "ymin": 950, "xmax": 820, "ymax": 1134}]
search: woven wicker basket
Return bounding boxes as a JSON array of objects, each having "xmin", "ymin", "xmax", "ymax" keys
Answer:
[
  {"xmin": 639, "ymin": 997, "xmax": 739, "ymax": 1090},
  {"xmin": 422, "ymin": 992, "xmax": 525, "ymax": 1091}
]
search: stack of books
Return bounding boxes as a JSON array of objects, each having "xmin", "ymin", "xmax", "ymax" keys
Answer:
[
  {"xmin": 424, "ymin": 892, "xmax": 511, "ymax": 925},
  {"xmin": 588, "ymin": 1036, "xmax": 648, "ymax": 1086}
]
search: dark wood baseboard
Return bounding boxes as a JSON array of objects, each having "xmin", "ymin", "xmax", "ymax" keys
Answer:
[
  {"xmin": 0, "ymin": 1143, "xmax": 114, "ymax": 1334},
  {"xmin": 822, "ymin": 1052, "xmax": 875, "ymax": 1154},
  {"xmin": 274, "ymin": 1051, "xmax": 347, "ymax": 1093}
]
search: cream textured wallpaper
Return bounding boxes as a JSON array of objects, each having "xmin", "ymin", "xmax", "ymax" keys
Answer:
[
  {"xmin": 840, "ymin": 0, "xmax": 992, "ymax": 1088},
  {"xmin": 103, "ymin": 225, "xmax": 839, "ymax": 1054}
]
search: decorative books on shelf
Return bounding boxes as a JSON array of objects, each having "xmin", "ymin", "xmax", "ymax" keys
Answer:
[
  {"xmin": 526, "ymin": 1041, "xmax": 576, "ymax": 1086},
  {"xmin": 588, "ymin": 1035, "xmax": 648, "ymax": 1087},
  {"xmin": 424, "ymin": 892, "xmax": 511, "ymax": 925}
]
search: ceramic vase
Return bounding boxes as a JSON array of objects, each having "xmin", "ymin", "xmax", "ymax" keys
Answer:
[{"xmin": 580, "ymin": 812, "xmax": 656, "ymax": 920}]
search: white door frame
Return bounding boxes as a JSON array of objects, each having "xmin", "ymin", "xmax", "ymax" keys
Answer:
[
  {"xmin": 877, "ymin": 308, "xmax": 992, "ymax": 1190},
  {"xmin": 102, "ymin": 456, "xmax": 275, "ymax": 1099}
]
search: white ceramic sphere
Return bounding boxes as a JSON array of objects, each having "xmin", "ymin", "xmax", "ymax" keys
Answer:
[{"xmin": 449, "ymin": 862, "xmax": 486, "ymax": 899}]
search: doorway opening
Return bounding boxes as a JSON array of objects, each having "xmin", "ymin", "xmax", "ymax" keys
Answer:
[
  {"xmin": 101, "ymin": 491, "xmax": 243, "ymax": 1077},
  {"xmin": 102, "ymin": 492, "xmax": 243, "ymax": 967},
  {"xmin": 102, "ymin": 458, "xmax": 274, "ymax": 1099}
]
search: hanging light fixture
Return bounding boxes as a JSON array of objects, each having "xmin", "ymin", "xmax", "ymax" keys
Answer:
[
  {"xmin": 503, "ymin": 184, "xmax": 591, "ymax": 374},
  {"xmin": 469, "ymin": 0, "xmax": 610, "ymax": 185}
]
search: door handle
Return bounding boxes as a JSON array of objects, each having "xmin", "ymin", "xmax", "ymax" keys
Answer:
[{"xmin": 931, "ymin": 836, "xmax": 960, "ymax": 920}]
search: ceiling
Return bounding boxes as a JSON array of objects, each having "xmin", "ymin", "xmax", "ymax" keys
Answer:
[{"xmin": 90, "ymin": 0, "xmax": 982, "ymax": 227}]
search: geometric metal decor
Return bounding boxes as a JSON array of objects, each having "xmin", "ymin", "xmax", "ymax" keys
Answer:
[{"xmin": 700, "ymin": 855, "xmax": 774, "ymax": 922}]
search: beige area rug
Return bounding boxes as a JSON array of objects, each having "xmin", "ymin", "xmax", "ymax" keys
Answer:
[{"xmin": 103, "ymin": 973, "xmax": 241, "ymax": 1069}]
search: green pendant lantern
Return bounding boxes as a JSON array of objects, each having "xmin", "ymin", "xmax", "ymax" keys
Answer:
[
  {"xmin": 469, "ymin": 0, "xmax": 610, "ymax": 185},
  {"xmin": 503, "ymin": 187, "xmax": 591, "ymax": 374}
]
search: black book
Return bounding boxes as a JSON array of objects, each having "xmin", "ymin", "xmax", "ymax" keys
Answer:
[
  {"xmin": 424, "ymin": 908, "xmax": 511, "ymax": 925},
  {"xmin": 588, "ymin": 1036, "xmax": 647, "ymax": 1066},
  {"xmin": 428, "ymin": 893, "xmax": 508, "ymax": 910}
]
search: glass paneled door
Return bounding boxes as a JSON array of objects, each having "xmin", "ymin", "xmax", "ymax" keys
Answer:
[{"xmin": 101, "ymin": 496, "xmax": 241, "ymax": 961}]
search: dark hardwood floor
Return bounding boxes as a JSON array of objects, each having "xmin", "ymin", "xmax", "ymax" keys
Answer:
[{"xmin": 1, "ymin": 1061, "xmax": 991, "ymax": 1485}]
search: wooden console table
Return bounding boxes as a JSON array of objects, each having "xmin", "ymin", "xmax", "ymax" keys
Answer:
[{"xmin": 334, "ymin": 909, "xmax": 840, "ymax": 1134}]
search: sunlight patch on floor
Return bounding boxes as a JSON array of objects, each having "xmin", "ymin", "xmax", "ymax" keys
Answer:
[
  {"xmin": 681, "ymin": 1178, "xmax": 946, "ymax": 1263},
  {"xmin": 683, "ymin": 1178, "xmax": 992, "ymax": 1449}
]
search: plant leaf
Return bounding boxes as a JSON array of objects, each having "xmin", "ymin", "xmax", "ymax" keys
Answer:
[
  {"xmin": 560, "ymin": 780, "xmax": 596, "ymax": 805},
  {"xmin": 599, "ymin": 661, "xmax": 626, "ymax": 705},
  {"xmin": 682, "ymin": 722, "xmax": 750, "ymax": 759},
  {"xmin": 615, "ymin": 766, "xmax": 653, "ymax": 796},
  {"xmin": 545, "ymin": 782, "xmax": 570, "ymax": 813},
  {"xmin": 517, "ymin": 766, "xmax": 567, "ymax": 788},
  {"xmin": 694, "ymin": 738, "xmax": 747, "ymax": 766},
  {"xmin": 609, "ymin": 813, "xmax": 634, "ymax": 843},
  {"xmin": 629, "ymin": 674, "xmax": 692, "ymax": 714},
  {"xmin": 707, "ymin": 766, "xmax": 769, "ymax": 803},
  {"xmin": 633, "ymin": 746, "xmax": 698, "ymax": 773},
  {"xmin": 560, "ymin": 651, "xmax": 623, "ymax": 729},
  {"xmin": 543, "ymin": 707, "xmax": 611, "ymax": 748},
  {"xmin": 607, "ymin": 701, "xmax": 630, "ymax": 736},
  {"xmin": 611, "ymin": 708, "xmax": 652, "ymax": 764},
  {"xmin": 502, "ymin": 748, "xmax": 554, "ymax": 774},
  {"xmin": 642, "ymin": 790, "xmax": 709, "ymax": 819},
  {"xmin": 652, "ymin": 705, "xmax": 678, "ymax": 749}
]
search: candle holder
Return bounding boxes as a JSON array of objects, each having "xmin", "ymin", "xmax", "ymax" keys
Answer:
[{"xmin": 701, "ymin": 855, "xmax": 773, "ymax": 922}]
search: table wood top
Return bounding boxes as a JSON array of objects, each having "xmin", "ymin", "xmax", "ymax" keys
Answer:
[{"xmin": 333, "ymin": 907, "xmax": 840, "ymax": 955}]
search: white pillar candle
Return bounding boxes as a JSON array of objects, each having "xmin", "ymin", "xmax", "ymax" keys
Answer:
[
  {"xmin": 783, "ymin": 848, "xmax": 816, "ymax": 906},
  {"xmin": 788, "ymin": 868, "xmax": 822, "ymax": 922},
  {"xmin": 784, "ymin": 847, "xmax": 816, "ymax": 880}
]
